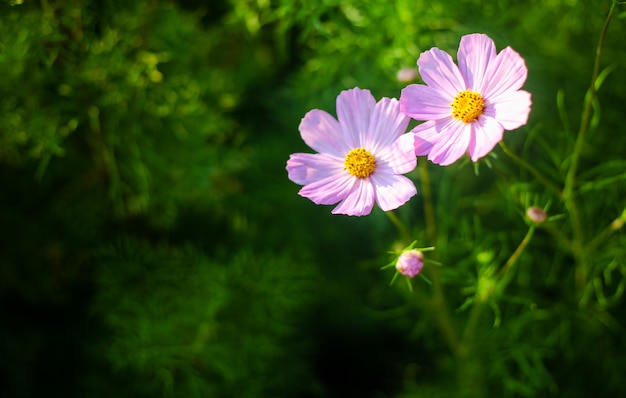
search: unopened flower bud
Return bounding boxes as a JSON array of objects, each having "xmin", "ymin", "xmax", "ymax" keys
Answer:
[
  {"xmin": 395, "ymin": 250, "xmax": 424, "ymax": 278},
  {"xmin": 396, "ymin": 67, "xmax": 418, "ymax": 83},
  {"xmin": 526, "ymin": 206, "xmax": 547, "ymax": 224}
]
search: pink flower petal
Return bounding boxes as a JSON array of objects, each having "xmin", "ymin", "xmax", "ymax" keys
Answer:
[
  {"xmin": 485, "ymin": 90, "xmax": 532, "ymax": 130},
  {"xmin": 364, "ymin": 97, "xmax": 410, "ymax": 154},
  {"xmin": 481, "ymin": 46, "xmax": 528, "ymax": 100},
  {"xmin": 400, "ymin": 84, "xmax": 452, "ymax": 121},
  {"xmin": 286, "ymin": 153, "xmax": 343, "ymax": 185},
  {"xmin": 418, "ymin": 47, "xmax": 466, "ymax": 98},
  {"xmin": 371, "ymin": 174, "xmax": 417, "ymax": 212},
  {"xmin": 410, "ymin": 120, "xmax": 439, "ymax": 156},
  {"xmin": 376, "ymin": 133, "xmax": 417, "ymax": 175},
  {"xmin": 299, "ymin": 172, "xmax": 355, "ymax": 205},
  {"xmin": 468, "ymin": 116, "xmax": 504, "ymax": 161},
  {"xmin": 332, "ymin": 178, "xmax": 375, "ymax": 216},
  {"xmin": 299, "ymin": 109, "xmax": 351, "ymax": 157},
  {"xmin": 457, "ymin": 33, "xmax": 497, "ymax": 93},
  {"xmin": 336, "ymin": 87, "xmax": 376, "ymax": 148},
  {"xmin": 428, "ymin": 118, "xmax": 471, "ymax": 166}
]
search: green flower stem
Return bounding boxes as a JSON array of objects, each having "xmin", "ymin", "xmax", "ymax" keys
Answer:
[
  {"xmin": 419, "ymin": 160, "xmax": 437, "ymax": 245},
  {"xmin": 498, "ymin": 141, "xmax": 562, "ymax": 197},
  {"xmin": 586, "ymin": 204, "xmax": 626, "ymax": 253},
  {"xmin": 496, "ymin": 225, "xmax": 536, "ymax": 282},
  {"xmin": 457, "ymin": 305, "xmax": 487, "ymax": 398},
  {"xmin": 459, "ymin": 298, "xmax": 484, "ymax": 359},
  {"xmin": 419, "ymin": 160, "xmax": 461, "ymax": 355},
  {"xmin": 563, "ymin": 0, "xmax": 616, "ymax": 201},
  {"xmin": 458, "ymin": 290, "xmax": 488, "ymax": 396},
  {"xmin": 385, "ymin": 210, "xmax": 413, "ymax": 245},
  {"xmin": 429, "ymin": 285, "xmax": 460, "ymax": 355},
  {"xmin": 563, "ymin": 1, "xmax": 617, "ymax": 295},
  {"xmin": 459, "ymin": 225, "xmax": 537, "ymax": 382},
  {"xmin": 386, "ymin": 207, "xmax": 460, "ymax": 354}
]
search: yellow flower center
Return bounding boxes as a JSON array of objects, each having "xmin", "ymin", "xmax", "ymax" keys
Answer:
[
  {"xmin": 451, "ymin": 90, "xmax": 485, "ymax": 123},
  {"xmin": 344, "ymin": 147, "xmax": 376, "ymax": 178}
]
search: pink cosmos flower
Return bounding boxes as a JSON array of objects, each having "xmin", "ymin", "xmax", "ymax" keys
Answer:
[
  {"xmin": 286, "ymin": 87, "xmax": 417, "ymax": 216},
  {"xmin": 400, "ymin": 33, "xmax": 532, "ymax": 165}
]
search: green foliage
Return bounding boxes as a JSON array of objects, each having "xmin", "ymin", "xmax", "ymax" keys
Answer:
[
  {"xmin": 1, "ymin": 0, "xmax": 626, "ymax": 397},
  {"xmin": 90, "ymin": 239, "xmax": 315, "ymax": 397},
  {"xmin": 0, "ymin": 0, "xmax": 248, "ymax": 227}
]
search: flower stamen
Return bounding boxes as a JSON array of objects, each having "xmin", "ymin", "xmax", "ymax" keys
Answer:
[
  {"xmin": 344, "ymin": 147, "xmax": 376, "ymax": 178},
  {"xmin": 451, "ymin": 90, "xmax": 485, "ymax": 123}
]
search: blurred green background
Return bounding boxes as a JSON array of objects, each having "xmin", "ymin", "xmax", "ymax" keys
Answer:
[{"xmin": 1, "ymin": 0, "xmax": 625, "ymax": 397}]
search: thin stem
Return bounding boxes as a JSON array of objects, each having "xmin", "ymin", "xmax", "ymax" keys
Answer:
[
  {"xmin": 496, "ymin": 226, "xmax": 536, "ymax": 281},
  {"xmin": 563, "ymin": 0, "xmax": 616, "ymax": 201},
  {"xmin": 456, "ymin": 298, "xmax": 486, "ymax": 397},
  {"xmin": 418, "ymin": 159, "xmax": 460, "ymax": 355},
  {"xmin": 562, "ymin": 1, "xmax": 616, "ymax": 294},
  {"xmin": 385, "ymin": 210, "xmax": 412, "ymax": 245},
  {"xmin": 419, "ymin": 160, "xmax": 437, "ymax": 245},
  {"xmin": 498, "ymin": 141, "xmax": 562, "ymax": 197},
  {"xmin": 586, "ymin": 205, "xmax": 626, "ymax": 253},
  {"xmin": 429, "ymin": 285, "xmax": 460, "ymax": 355},
  {"xmin": 458, "ymin": 226, "xmax": 535, "ymax": 365},
  {"xmin": 463, "ymin": 228, "xmax": 537, "ymax": 347},
  {"xmin": 460, "ymin": 299, "xmax": 484, "ymax": 357}
]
